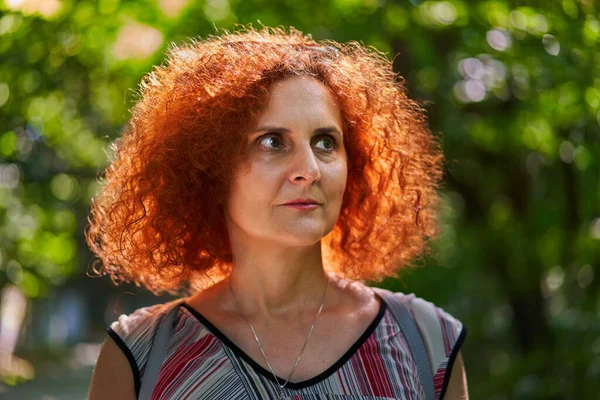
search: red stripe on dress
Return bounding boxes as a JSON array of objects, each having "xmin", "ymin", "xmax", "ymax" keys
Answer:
[
  {"xmin": 433, "ymin": 362, "xmax": 447, "ymax": 399},
  {"xmin": 152, "ymin": 331, "xmax": 219, "ymax": 399},
  {"xmin": 435, "ymin": 308, "xmax": 452, "ymax": 354},
  {"xmin": 349, "ymin": 317, "xmax": 396, "ymax": 397}
]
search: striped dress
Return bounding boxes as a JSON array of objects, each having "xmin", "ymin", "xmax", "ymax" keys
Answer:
[{"xmin": 108, "ymin": 291, "xmax": 466, "ymax": 400}]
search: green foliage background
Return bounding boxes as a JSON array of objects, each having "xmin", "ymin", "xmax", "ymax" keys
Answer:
[{"xmin": 0, "ymin": 0, "xmax": 598, "ymax": 398}]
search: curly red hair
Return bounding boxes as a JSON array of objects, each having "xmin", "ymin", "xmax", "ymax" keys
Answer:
[{"xmin": 85, "ymin": 25, "xmax": 445, "ymax": 295}]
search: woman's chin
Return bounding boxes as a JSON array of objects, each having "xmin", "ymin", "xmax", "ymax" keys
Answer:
[{"xmin": 272, "ymin": 225, "xmax": 335, "ymax": 246}]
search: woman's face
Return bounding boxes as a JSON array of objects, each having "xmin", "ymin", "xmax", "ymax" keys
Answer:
[{"xmin": 224, "ymin": 75, "xmax": 347, "ymax": 248}]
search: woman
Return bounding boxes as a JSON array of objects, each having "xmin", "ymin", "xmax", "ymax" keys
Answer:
[{"xmin": 87, "ymin": 26, "xmax": 468, "ymax": 399}]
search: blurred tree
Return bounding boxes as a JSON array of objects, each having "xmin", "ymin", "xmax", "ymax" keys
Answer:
[{"xmin": 0, "ymin": 0, "xmax": 597, "ymax": 397}]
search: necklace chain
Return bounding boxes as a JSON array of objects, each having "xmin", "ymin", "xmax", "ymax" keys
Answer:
[{"xmin": 228, "ymin": 276, "xmax": 329, "ymax": 399}]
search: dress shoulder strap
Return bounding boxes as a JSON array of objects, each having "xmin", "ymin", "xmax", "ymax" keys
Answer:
[
  {"xmin": 371, "ymin": 287, "xmax": 435, "ymax": 400},
  {"xmin": 137, "ymin": 299, "xmax": 185, "ymax": 400}
]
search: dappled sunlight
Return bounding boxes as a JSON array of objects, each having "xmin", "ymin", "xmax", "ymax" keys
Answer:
[
  {"xmin": 112, "ymin": 21, "xmax": 164, "ymax": 61},
  {"xmin": 4, "ymin": 0, "xmax": 62, "ymax": 19},
  {"xmin": 158, "ymin": 0, "xmax": 189, "ymax": 19}
]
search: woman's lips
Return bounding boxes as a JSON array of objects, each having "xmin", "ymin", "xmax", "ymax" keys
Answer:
[{"xmin": 281, "ymin": 203, "xmax": 320, "ymax": 210}]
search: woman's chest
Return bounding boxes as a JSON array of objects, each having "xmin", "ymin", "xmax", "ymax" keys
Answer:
[
  {"xmin": 151, "ymin": 307, "xmax": 424, "ymax": 399},
  {"xmin": 205, "ymin": 305, "xmax": 381, "ymax": 382}
]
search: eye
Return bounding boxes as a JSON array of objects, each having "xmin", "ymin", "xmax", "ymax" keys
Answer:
[
  {"xmin": 314, "ymin": 135, "xmax": 337, "ymax": 152},
  {"xmin": 257, "ymin": 133, "xmax": 284, "ymax": 150}
]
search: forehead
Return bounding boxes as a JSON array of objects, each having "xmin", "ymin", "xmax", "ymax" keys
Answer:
[{"xmin": 255, "ymin": 75, "xmax": 342, "ymax": 126}]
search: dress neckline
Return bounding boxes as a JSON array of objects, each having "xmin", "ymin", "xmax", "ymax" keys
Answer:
[{"xmin": 180, "ymin": 291, "xmax": 388, "ymax": 390}]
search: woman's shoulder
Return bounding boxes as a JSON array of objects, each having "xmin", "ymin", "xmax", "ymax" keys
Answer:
[
  {"xmin": 380, "ymin": 290, "xmax": 464, "ymax": 333},
  {"xmin": 106, "ymin": 299, "xmax": 188, "ymax": 370},
  {"xmin": 399, "ymin": 292, "xmax": 464, "ymax": 343},
  {"xmin": 108, "ymin": 300, "xmax": 179, "ymax": 339},
  {"xmin": 105, "ymin": 299, "xmax": 188, "ymax": 396},
  {"xmin": 377, "ymin": 289, "xmax": 467, "ymax": 391},
  {"xmin": 376, "ymin": 289, "xmax": 465, "ymax": 338}
]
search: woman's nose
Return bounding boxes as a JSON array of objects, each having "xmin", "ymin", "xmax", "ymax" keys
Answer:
[{"xmin": 289, "ymin": 143, "xmax": 322, "ymax": 183}]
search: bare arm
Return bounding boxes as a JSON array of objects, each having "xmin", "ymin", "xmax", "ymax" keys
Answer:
[
  {"xmin": 89, "ymin": 336, "xmax": 137, "ymax": 400},
  {"xmin": 443, "ymin": 351, "xmax": 468, "ymax": 399}
]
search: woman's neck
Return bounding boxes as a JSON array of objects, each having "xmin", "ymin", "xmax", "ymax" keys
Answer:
[{"xmin": 227, "ymin": 248, "xmax": 330, "ymax": 318}]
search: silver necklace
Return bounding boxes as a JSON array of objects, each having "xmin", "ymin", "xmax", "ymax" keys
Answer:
[{"xmin": 228, "ymin": 276, "xmax": 329, "ymax": 400}]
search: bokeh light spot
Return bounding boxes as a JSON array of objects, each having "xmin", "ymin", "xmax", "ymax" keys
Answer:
[
  {"xmin": 0, "ymin": 83, "xmax": 10, "ymax": 107},
  {"xmin": 112, "ymin": 22, "xmax": 163, "ymax": 60},
  {"xmin": 542, "ymin": 34, "xmax": 560, "ymax": 55},
  {"xmin": 50, "ymin": 173, "xmax": 79, "ymax": 201},
  {"xmin": 486, "ymin": 28, "xmax": 511, "ymax": 51}
]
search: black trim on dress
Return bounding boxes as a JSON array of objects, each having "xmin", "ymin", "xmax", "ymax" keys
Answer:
[
  {"xmin": 107, "ymin": 327, "xmax": 142, "ymax": 398},
  {"xmin": 180, "ymin": 292, "xmax": 387, "ymax": 390},
  {"xmin": 438, "ymin": 325, "xmax": 467, "ymax": 399}
]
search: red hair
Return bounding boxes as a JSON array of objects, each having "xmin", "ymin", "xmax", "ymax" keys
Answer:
[{"xmin": 85, "ymin": 26, "xmax": 445, "ymax": 295}]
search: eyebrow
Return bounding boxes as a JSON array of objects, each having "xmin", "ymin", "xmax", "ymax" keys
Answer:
[{"xmin": 250, "ymin": 126, "xmax": 344, "ymax": 137}]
